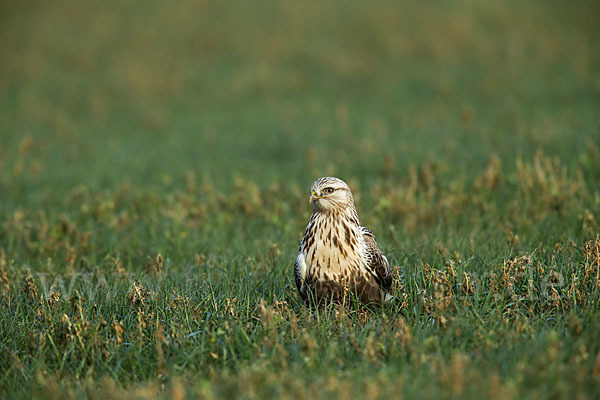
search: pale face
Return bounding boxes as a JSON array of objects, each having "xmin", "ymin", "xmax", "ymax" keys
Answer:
[{"xmin": 309, "ymin": 177, "xmax": 354, "ymax": 212}]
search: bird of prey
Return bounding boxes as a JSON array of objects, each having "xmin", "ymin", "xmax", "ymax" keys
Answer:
[{"xmin": 294, "ymin": 177, "xmax": 392, "ymax": 306}]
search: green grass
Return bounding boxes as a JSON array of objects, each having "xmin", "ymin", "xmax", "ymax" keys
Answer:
[{"xmin": 1, "ymin": 0, "xmax": 600, "ymax": 398}]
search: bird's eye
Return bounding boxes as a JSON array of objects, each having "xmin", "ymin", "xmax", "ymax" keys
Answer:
[{"xmin": 323, "ymin": 187, "xmax": 334, "ymax": 194}]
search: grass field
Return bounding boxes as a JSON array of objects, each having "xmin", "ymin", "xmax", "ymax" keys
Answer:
[{"xmin": 1, "ymin": 0, "xmax": 600, "ymax": 398}]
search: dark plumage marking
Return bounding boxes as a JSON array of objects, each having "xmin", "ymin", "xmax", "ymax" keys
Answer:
[
  {"xmin": 333, "ymin": 235, "xmax": 340, "ymax": 251},
  {"xmin": 362, "ymin": 228, "xmax": 392, "ymax": 293},
  {"xmin": 351, "ymin": 274, "xmax": 382, "ymax": 305},
  {"xmin": 339, "ymin": 242, "xmax": 347, "ymax": 258},
  {"xmin": 304, "ymin": 280, "xmax": 344, "ymax": 307},
  {"xmin": 308, "ymin": 244, "xmax": 316, "ymax": 262},
  {"xmin": 343, "ymin": 223, "xmax": 351, "ymax": 246}
]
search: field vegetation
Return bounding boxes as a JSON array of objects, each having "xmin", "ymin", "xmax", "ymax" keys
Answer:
[{"xmin": 1, "ymin": 0, "xmax": 599, "ymax": 398}]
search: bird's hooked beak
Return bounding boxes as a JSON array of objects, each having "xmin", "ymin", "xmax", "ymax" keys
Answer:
[{"xmin": 309, "ymin": 189, "xmax": 322, "ymax": 204}]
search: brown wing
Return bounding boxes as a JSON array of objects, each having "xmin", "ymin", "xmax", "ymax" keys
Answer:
[{"xmin": 361, "ymin": 227, "xmax": 392, "ymax": 293}]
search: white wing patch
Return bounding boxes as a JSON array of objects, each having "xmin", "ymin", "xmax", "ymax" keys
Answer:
[{"xmin": 295, "ymin": 252, "xmax": 307, "ymax": 280}]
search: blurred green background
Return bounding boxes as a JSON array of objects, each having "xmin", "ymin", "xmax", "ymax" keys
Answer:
[{"xmin": 1, "ymin": 0, "xmax": 598, "ymax": 196}]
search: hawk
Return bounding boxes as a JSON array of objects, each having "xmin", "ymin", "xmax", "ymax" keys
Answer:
[{"xmin": 294, "ymin": 177, "xmax": 392, "ymax": 306}]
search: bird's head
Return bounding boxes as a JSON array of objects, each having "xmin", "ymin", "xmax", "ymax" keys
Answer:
[{"xmin": 309, "ymin": 177, "xmax": 355, "ymax": 213}]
